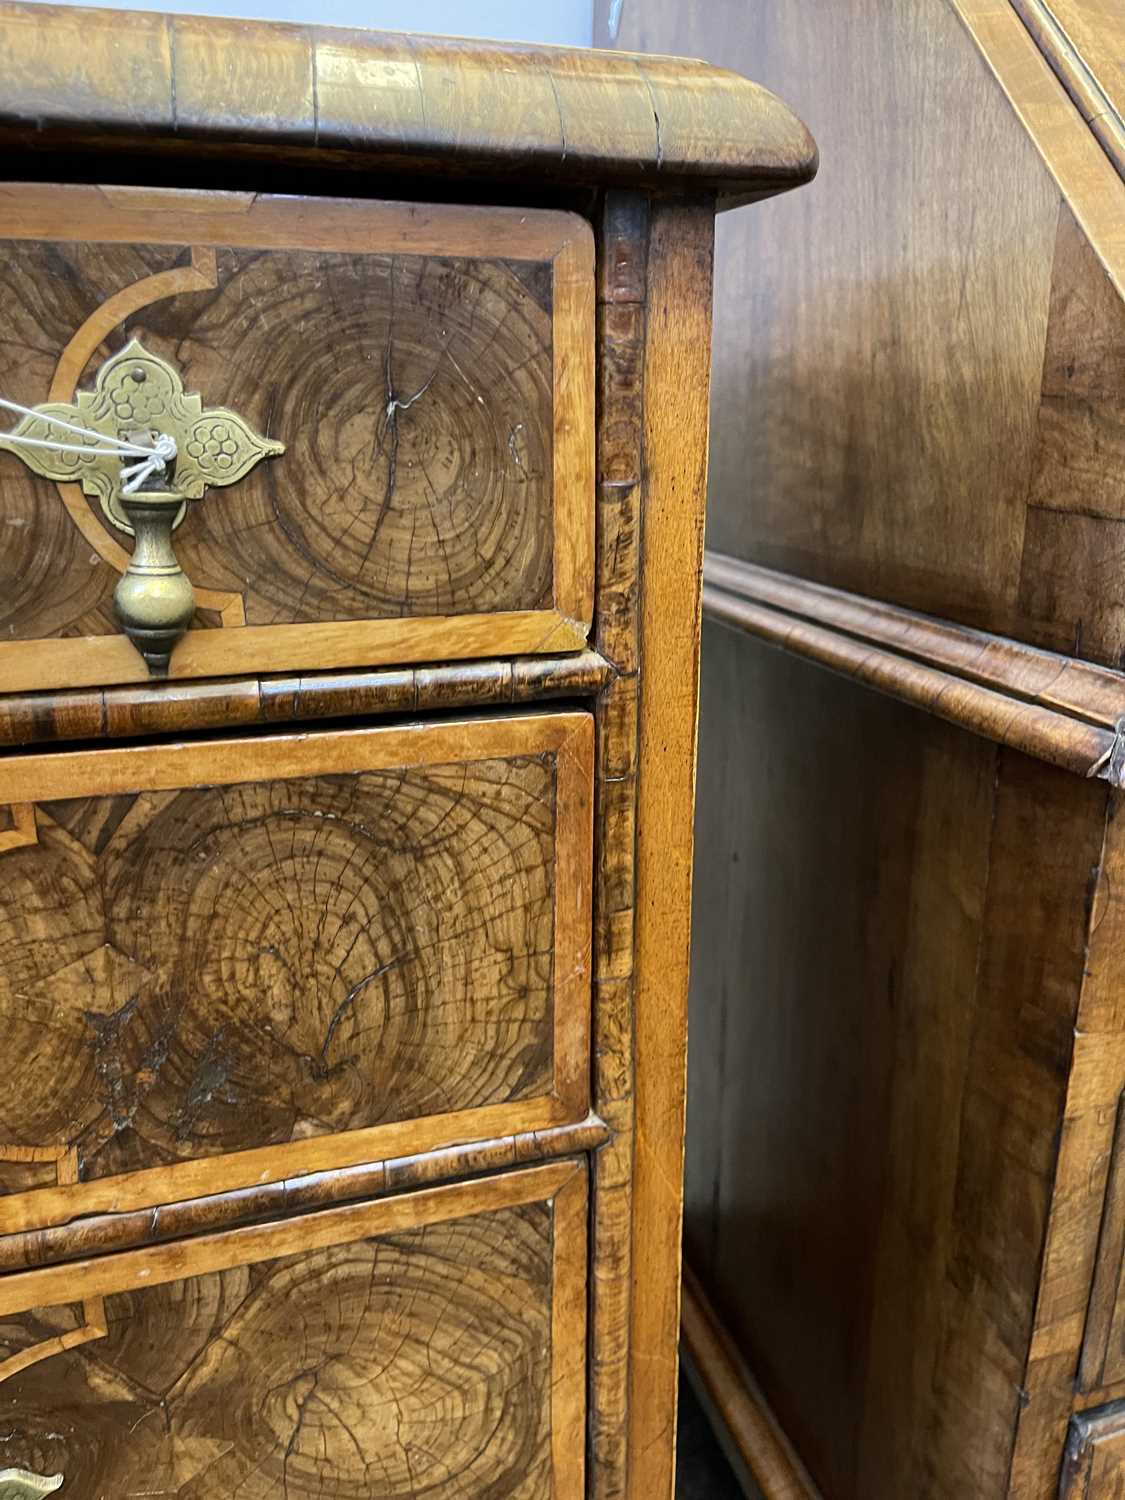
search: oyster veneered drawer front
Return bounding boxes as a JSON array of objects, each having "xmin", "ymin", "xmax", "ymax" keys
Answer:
[
  {"xmin": 0, "ymin": 1159, "xmax": 587, "ymax": 1500},
  {"xmin": 0, "ymin": 183, "xmax": 594, "ymax": 690},
  {"xmin": 0, "ymin": 712, "xmax": 591, "ymax": 1232}
]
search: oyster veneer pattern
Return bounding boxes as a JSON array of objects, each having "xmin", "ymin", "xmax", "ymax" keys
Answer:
[
  {"xmin": 0, "ymin": 751, "xmax": 561, "ymax": 1191},
  {"xmin": 0, "ymin": 243, "xmax": 553, "ymax": 635},
  {"xmin": 0, "ymin": 1163, "xmax": 589, "ymax": 1500}
]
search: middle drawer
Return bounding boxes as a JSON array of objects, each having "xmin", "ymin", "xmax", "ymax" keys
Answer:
[{"xmin": 0, "ymin": 711, "xmax": 592, "ymax": 1233}]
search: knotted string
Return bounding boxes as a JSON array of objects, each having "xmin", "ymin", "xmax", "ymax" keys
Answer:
[
  {"xmin": 0, "ymin": 394, "xmax": 177, "ymax": 493},
  {"xmin": 119, "ymin": 433, "xmax": 178, "ymax": 493}
]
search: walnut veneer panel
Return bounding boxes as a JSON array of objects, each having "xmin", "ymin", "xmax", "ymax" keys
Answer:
[
  {"xmin": 683, "ymin": 625, "xmax": 1110, "ymax": 1500},
  {"xmin": 0, "ymin": 186, "xmax": 594, "ymax": 689},
  {"xmin": 0, "ymin": 713, "xmax": 592, "ymax": 1231},
  {"xmin": 599, "ymin": 0, "xmax": 1125, "ymax": 669},
  {"xmin": 0, "ymin": 1160, "xmax": 588, "ymax": 1500}
]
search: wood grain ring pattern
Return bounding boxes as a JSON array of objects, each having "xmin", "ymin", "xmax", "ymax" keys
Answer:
[
  {"xmin": 0, "ymin": 188, "xmax": 595, "ymax": 688},
  {"xmin": 0, "ymin": 712, "xmax": 593, "ymax": 1236},
  {"xmin": 0, "ymin": 1162, "xmax": 588, "ymax": 1499}
]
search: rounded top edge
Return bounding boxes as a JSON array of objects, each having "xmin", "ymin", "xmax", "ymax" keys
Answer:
[{"xmin": 0, "ymin": 1, "xmax": 819, "ymax": 203}]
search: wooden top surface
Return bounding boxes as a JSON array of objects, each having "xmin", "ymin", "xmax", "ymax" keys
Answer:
[
  {"xmin": 1011, "ymin": 0, "xmax": 1125, "ymax": 179},
  {"xmin": 1042, "ymin": 0, "xmax": 1125, "ymax": 113},
  {"xmin": 0, "ymin": 2, "xmax": 817, "ymax": 209}
]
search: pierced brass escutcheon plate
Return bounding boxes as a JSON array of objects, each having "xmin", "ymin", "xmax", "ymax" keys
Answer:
[
  {"xmin": 0, "ymin": 1470, "xmax": 64, "ymax": 1500},
  {"xmin": 0, "ymin": 339, "xmax": 284, "ymax": 674},
  {"xmin": 0, "ymin": 339, "xmax": 283, "ymax": 534}
]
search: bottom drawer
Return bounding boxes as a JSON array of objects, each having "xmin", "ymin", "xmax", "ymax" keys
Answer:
[{"xmin": 0, "ymin": 1159, "xmax": 586, "ymax": 1499}]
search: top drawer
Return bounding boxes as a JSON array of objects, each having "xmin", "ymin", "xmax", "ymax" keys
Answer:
[{"xmin": 0, "ymin": 184, "xmax": 594, "ymax": 691}]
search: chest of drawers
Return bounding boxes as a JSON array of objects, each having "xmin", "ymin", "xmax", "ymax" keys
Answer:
[{"xmin": 0, "ymin": 10, "xmax": 816, "ymax": 1498}]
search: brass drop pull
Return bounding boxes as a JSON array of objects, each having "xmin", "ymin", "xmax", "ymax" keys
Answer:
[
  {"xmin": 0, "ymin": 1472, "xmax": 64, "ymax": 1499},
  {"xmin": 112, "ymin": 487, "xmax": 198, "ymax": 676},
  {"xmin": 0, "ymin": 340, "xmax": 283, "ymax": 676}
]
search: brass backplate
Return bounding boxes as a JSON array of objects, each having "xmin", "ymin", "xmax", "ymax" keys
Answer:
[{"xmin": 0, "ymin": 338, "xmax": 284, "ymax": 534}]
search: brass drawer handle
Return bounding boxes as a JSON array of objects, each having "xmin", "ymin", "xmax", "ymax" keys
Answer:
[
  {"xmin": 0, "ymin": 340, "xmax": 283, "ymax": 675},
  {"xmin": 0, "ymin": 1472, "xmax": 63, "ymax": 1499},
  {"xmin": 112, "ymin": 486, "xmax": 199, "ymax": 676}
]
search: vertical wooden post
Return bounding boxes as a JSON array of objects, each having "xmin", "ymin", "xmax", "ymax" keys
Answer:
[{"xmin": 628, "ymin": 197, "xmax": 716, "ymax": 1500}]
